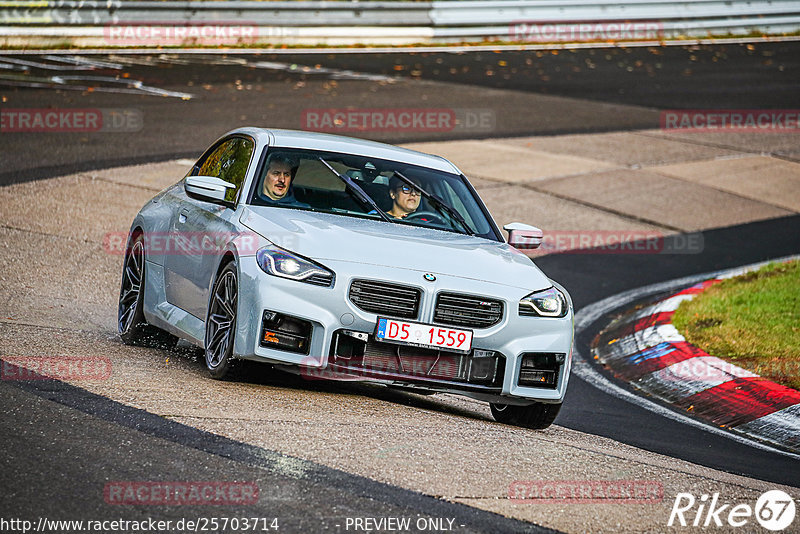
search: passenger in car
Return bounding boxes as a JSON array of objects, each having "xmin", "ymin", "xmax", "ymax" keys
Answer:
[
  {"xmin": 261, "ymin": 153, "xmax": 310, "ymax": 208},
  {"xmin": 386, "ymin": 176, "xmax": 422, "ymax": 219}
]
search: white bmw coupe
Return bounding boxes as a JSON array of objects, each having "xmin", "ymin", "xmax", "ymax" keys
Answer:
[{"xmin": 118, "ymin": 128, "xmax": 573, "ymax": 429}]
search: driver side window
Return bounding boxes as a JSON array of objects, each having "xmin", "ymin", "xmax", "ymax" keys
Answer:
[{"xmin": 197, "ymin": 137, "xmax": 255, "ymax": 204}]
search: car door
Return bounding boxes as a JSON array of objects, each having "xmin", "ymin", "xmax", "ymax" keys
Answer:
[{"xmin": 164, "ymin": 136, "xmax": 255, "ymax": 319}]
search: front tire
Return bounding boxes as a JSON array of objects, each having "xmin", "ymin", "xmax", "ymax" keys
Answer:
[
  {"xmin": 490, "ymin": 401, "xmax": 561, "ymax": 430},
  {"xmin": 118, "ymin": 233, "xmax": 178, "ymax": 349},
  {"xmin": 204, "ymin": 261, "xmax": 238, "ymax": 379}
]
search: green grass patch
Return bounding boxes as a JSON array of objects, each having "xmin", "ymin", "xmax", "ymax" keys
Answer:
[{"xmin": 672, "ymin": 260, "xmax": 800, "ymax": 391}]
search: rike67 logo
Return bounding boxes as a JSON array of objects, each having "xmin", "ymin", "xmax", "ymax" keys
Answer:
[{"xmin": 668, "ymin": 490, "xmax": 796, "ymax": 531}]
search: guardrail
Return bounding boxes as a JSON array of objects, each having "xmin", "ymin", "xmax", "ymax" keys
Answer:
[{"xmin": 2, "ymin": 0, "xmax": 800, "ymax": 47}]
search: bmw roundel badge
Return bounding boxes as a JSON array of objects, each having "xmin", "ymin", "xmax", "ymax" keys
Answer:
[{"xmin": 423, "ymin": 273, "xmax": 436, "ymax": 282}]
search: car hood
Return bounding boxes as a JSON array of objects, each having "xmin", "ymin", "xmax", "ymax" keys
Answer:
[{"xmin": 240, "ymin": 206, "xmax": 550, "ymax": 291}]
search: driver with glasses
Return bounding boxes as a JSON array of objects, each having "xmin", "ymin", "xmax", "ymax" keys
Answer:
[{"xmin": 387, "ymin": 176, "xmax": 422, "ymax": 219}]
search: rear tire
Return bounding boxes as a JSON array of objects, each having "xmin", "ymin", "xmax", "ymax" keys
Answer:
[
  {"xmin": 490, "ymin": 401, "xmax": 561, "ymax": 430},
  {"xmin": 204, "ymin": 261, "xmax": 238, "ymax": 379},
  {"xmin": 118, "ymin": 233, "xmax": 179, "ymax": 349}
]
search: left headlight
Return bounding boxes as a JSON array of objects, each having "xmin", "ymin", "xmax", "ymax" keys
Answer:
[
  {"xmin": 256, "ymin": 245, "xmax": 334, "ymax": 287},
  {"xmin": 519, "ymin": 287, "xmax": 568, "ymax": 318}
]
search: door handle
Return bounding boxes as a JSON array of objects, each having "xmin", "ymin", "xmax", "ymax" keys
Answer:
[{"xmin": 178, "ymin": 210, "xmax": 189, "ymax": 224}]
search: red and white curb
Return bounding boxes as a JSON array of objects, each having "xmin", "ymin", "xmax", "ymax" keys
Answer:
[{"xmin": 592, "ymin": 263, "xmax": 800, "ymax": 454}]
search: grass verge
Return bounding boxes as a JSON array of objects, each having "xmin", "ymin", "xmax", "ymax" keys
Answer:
[{"xmin": 672, "ymin": 260, "xmax": 800, "ymax": 391}]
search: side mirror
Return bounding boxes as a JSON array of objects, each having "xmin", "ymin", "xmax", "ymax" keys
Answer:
[
  {"xmin": 503, "ymin": 222, "xmax": 543, "ymax": 250},
  {"xmin": 184, "ymin": 175, "xmax": 236, "ymax": 205}
]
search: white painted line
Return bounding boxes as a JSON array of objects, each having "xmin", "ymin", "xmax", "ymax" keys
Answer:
[
  {"xmin": 573, "ymin": 254, "xmax": 800, "ymax": 459},
  {"xmin": 0, "ymin": 54, "xmax": 385, "ymax": 94},
  {"xmin": 42, "ymin": 54, "xmax": 123, "ymax": 70},
  {"xmin": 0, "ymin": 56, "xmax": 94, "ymax": 70},
  {"xmin": 0, "ymin": 73, "xmax": 196, "ymax": 99},
  {"xmin": 0, "ymin": 55, "xmax": 194, "ymax": 99},
  {"xmin": 250, "ymin": 60, "xmax": 395, "ymax": 82}
]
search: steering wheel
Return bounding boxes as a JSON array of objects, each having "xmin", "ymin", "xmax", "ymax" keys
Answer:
[{"xmin": 404, "ymin": 210, "xmax": 447, "ymax": 225}]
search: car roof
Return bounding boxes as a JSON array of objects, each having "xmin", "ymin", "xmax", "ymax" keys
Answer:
[{"xmin": 230, "ymin": 127, "xmax": 462, "ymax": 175}]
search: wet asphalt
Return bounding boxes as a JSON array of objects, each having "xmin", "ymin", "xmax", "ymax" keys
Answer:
[
  {"xmin": 1, "ymin": 41, "xmax": 799, "ymax": 185},
  {"xmin": 1, "ymin": 42, "xmax": 799, "ymax": 532}
]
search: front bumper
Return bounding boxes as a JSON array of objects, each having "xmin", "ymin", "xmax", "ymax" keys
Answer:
[{"xmin": 234, "ymin": 255, "xmax": 574, "ymax": 404}]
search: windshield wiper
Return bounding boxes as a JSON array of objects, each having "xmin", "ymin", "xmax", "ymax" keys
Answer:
[
  {"xmin": 318, "ymin": 158, "xmax": 392, "ymax": 223},
  {"xmin": 393, "ymin": 171, "xmax": 474, "ymax": 236}
]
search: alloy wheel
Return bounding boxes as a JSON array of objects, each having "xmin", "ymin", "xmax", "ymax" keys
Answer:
[
  {"xmin": 205, "ymin": 268, "xmax": 237, "ymax": 370},
  {"xmin": 118, "ymin": 238, "xmax": 144, "ymax": 334}
]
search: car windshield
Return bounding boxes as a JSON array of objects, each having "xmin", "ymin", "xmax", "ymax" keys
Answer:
[{"xmin": 249, "ymin": 147, "xmax": 498, "ymax": 240}]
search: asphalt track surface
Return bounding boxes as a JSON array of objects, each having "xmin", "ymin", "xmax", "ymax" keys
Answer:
[
  {"xmin": 1, "ymin": 376, "xmax": 549, "ymax": 533},
  {"xmin": 541, "ymin": 216, "xmax": 800, "ymax": 487},
  {"xmin": 1, "ymin": 43, "xmax": 799, "ymax": 530},
  {"xmin": 1, "ymin": 40, "xmax": 799, "ymax": 185}
]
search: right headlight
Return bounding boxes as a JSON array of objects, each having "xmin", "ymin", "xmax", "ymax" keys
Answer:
[
  {"xmin": 519, "ymin": 287, "xmax": 568, "ymax": 318},
  {"xmin": 256, "ymin": 245, "xmax": 334, "ymax": 286}
]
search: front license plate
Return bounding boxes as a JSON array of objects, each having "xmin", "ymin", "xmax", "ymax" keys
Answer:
[{"xmin": 375, "ymin": 318, "xmax": 473, "ymax": 353}]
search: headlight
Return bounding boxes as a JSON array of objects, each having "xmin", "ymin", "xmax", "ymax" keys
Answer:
[
  {"xmin": 519, "ymin": 287, "xmax": 568, "ymax": 318},
  {"xmin": 256, "ymin": 245, "xmax": 334, "ymax": 286}
]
